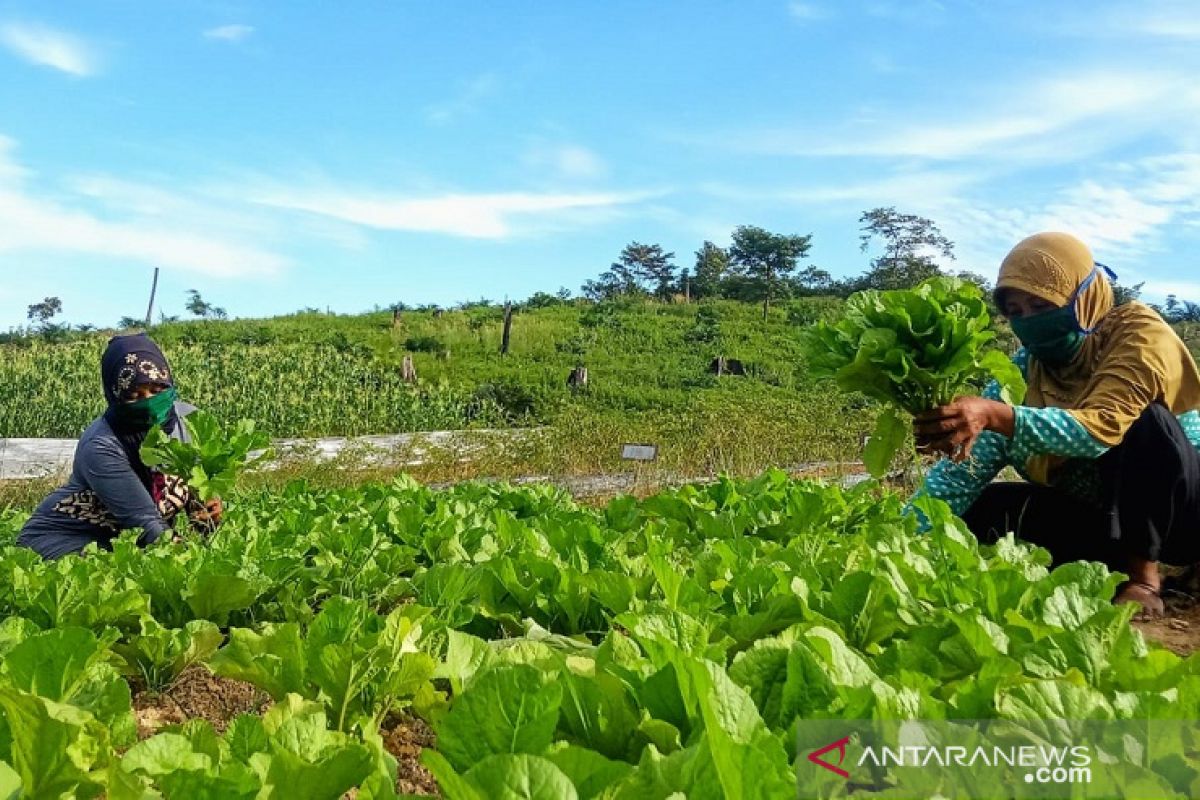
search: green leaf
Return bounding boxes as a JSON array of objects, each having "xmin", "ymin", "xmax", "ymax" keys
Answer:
[
  {"xmin": 864, "ymin": 407, "xmax": 908, "ymax": 478},
  {"xmin": 0, "ymin": 688, "xmax": 106, "ymax": 800},
  {"xmin": 545, "ymin": 744, "xmax": 633, "ymax": 800},
  {"xmin": 2, "ymin": 627, "xmax": 135, "ymax": 747},
  {"xmin": 0, "ymin": 761, "xmax": 21, "ymax": 800},
  {"xmin": 436, "ymin": 664, "xmax": 564, "ymax": 773},
  {"xmin": 462, "ymin": 754, "xmax": 580, "ymax": 800},
  {"xmin": 122, "ymin": 733, "xmax": 213, "ymax": 776},
  {"xmin": 209, "ymin": 624, "xmax": 307, "ymax": 701}
]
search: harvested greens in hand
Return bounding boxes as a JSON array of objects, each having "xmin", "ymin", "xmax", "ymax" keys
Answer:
[
  {"xmin": 801, "ymin": 277, "xmax": 1026, "ymax": 476},
  {"xmin": 140, "ymin": 410, "xmax": 271, "ymax": 503}
]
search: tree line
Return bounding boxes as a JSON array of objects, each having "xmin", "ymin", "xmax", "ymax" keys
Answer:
[
  {"xmin": 581, "ymin": 208, "xmax": 978, "ymax": 319},
  {"xmin": 7, "ymin": 205, "xmax": 1200, "ymax": 342}
]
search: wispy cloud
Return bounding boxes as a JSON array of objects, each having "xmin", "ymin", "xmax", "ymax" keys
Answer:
[
  {"xmin": 726, "ymin": 70, "xmax": 1191, "ymax": 161},
  {"xmin": 424, "ymin": 73, "xmax": 500, "ymax": 124},
  {"xmin": 787, "ymin": 2, "xmax": 829, "ymax": 21},
  {"xmin": 252, "ymin": 188, "xmax": 656, "ymax": 239},
  {"xmin": 0, "ymin": 137, "xmax": 287, "ymax": 277},
  {"xmin": 1063, "ymin": 1, "xmax": 1200, "ymax": 40},
  {"xmin": 702, "ymin": 168, "xmax": 984, "ymax": 206},
  {"xmin": 865, "ymin": 0, "xmax": 946, "ymax": 23},
  {"xmin": 203, "ymin": 24, "xmax": 255, "ymax": 43},
  {"xmin": 923, "ymin": 150, "xmax": 1200, "ymax": 290},
  {"xmin": 0, "ymin": 21, "xmax": 98, "ymax": 76},
  {"xmin": 523, "ymin": 143, "xmax": 607, "ymax": 180}
]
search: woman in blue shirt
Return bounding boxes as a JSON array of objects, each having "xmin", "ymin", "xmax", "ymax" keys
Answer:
[
  {"xmin": 912, "ymin": 232, "xmax": 1200, "ymax": 618},
  {"xmin": 17, "ymin": 333, "xmax": 222, "ymax": 559}
]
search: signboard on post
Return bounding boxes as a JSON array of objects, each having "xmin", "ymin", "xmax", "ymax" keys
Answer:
[{"xmin": 621, "ymin": 443, "xmax": 658, "ymax": 462}]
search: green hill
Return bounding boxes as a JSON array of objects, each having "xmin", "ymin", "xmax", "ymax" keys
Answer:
[{"xmin": 0, "ymin": 297, "xmax": 874, "ymax": 479}]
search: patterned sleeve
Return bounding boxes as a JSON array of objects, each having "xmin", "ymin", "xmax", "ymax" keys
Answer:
[
  {"xmin": 1009, "ymin": 406, "xmax": 1110, "ymax": 462},
  {"xmin": 79, "ymin": 437, "xmax": 169, "ymax": 545}
]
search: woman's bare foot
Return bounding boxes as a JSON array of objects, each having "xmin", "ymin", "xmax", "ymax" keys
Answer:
[{"xmin": 1115, "ymin": 580, "xmax": 1165, "ymax": 620}]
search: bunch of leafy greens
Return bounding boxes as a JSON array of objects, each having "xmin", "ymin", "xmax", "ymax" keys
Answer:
[
  {"xmin": 139, "ymin": 411, "xmax": 271, "ymax": 503},
  {"xmin": 801, "ymin": 277, "xmax": 1026, "ymax": 477}
]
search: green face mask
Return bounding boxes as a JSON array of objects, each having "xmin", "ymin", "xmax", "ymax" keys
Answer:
[
  {"xmin": 1010, "ymin": 305, "xmax": 1085, "ymax": 366},
  {"xmin": 115, "ymin": 386, "xmax": 178, "ymax": 429}
]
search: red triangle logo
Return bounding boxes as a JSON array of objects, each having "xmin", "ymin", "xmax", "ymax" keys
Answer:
[{"xmin": 808, "ymin": 735, "xmax": 851, "ymax": 779}]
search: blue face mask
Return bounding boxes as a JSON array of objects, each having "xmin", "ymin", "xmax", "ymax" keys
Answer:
[{"xmin": 1010, "ymin": 263, "xmax": 1117, "ymax": 367}]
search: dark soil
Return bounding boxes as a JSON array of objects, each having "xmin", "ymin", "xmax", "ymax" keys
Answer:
[
  {"xmin": 1133, "ymin": 596, "xmax": 1200, "ymax": 657},
  {"xmin": 131, "ymin": 664, "xmax": 270, "ymax": 739},
  {"xmin": 382, "ymin": 714, "xmax": 439, "ymax": 796}
]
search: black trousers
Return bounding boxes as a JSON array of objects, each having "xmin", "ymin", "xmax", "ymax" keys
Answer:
[{"xmin": 962, "ymin": 404, "xmax": 1200, "ymax": 569}]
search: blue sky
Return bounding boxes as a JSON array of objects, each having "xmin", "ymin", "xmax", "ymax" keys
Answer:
[{"xmin": 1, "ymin": 0, "xmax": 1198, "ymax": 329}]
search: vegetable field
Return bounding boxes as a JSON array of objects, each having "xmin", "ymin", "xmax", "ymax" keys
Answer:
[{"xmin": 0, "ymin": 472, "xmax": 1197, "ymax": 798}]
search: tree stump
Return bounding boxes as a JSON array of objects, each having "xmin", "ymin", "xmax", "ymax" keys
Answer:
[
  {"xmin": 501, "ymin": 302, "xmax": 513, "ymax": 355},
  {"xmin": 400, "ymin": 354, "xmax": 417, "ymax": 383},
  {"xmin": 567, "ymin": 366, "xmax": 589, "ymax": 391},
  {"xmin": 709, "ymin": 356, "xmax": 746, "ymax": 376}
]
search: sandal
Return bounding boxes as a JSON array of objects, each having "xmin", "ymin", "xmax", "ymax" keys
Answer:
[{"xmin": 1114, "ymin": 580, "xmax": 1165, "ymax": 620}]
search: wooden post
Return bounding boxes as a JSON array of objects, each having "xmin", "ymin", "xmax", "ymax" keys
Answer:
[
  {"xmin": 392, "ymin": 307, "xmax": 402, "ymax": 328},
  {"xmin": 144, "ymin": 267, "xmax": 160, "ymax": 328},
  {"xmin": 684, "ymin": 276, "xmax": 691, "ymax": 304},
  {"xmin": 567, "ymin": 366, "xmax": 588, "ymax": 391},
  {"xmin": 501, "ymin": 302, "xmax": 513, "ymax": 355},
  {"xmin": 400, "ymin": 354, "xmax": 417, "ymax": 383}
]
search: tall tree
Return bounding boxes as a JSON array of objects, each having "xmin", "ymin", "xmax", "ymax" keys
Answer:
[
  {"xmin": 790, "ymin": 265, "xmax": 835, "ymax": 296},
  {"xmin": 857, "ymin": 207, "xmax": 955, "ymax": 290},
  {"xmin": 26, "ymin": 296, "xmax": 63, "ymax": 328},
  {"xmin": 186, "ymin": 289, "xmax": 227, "ymax": 320},
  {"xmin": 583, "ymin": 242, "xmax": 677, "ymax": 300},
  {"xmin": 728, "ymin": 225, "xmax": 813, "ymax": 319},
  {"xmin": 620, "ymin": 242, "xmax": 677, "ymax": 300},
  {"xmin": 692, "ymin": 241, "xmax": 730, "ymax": 299},
  {"xmin": 1163, "ymin": 295, "xmax": 1200, "ymax": 323}
]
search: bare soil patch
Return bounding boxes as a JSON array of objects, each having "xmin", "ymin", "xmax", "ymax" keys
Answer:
[
  {"xmin": 1134, "ymin": 596, "xmax": 1200, "ymax": 657},
  {"xmin": 132, "ymin": 664, "xmax": 270, "ymax": 739},
  {"xmin": 382, "ymin": 715, "xmax": 439, "ymax": 796}
]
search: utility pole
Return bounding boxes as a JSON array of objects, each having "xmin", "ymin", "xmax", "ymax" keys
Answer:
[{"xmin": 143, "ymin": 268, "xmax": 160, "ymax": 328}]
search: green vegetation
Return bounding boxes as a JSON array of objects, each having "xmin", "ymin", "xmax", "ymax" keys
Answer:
[
  {"xmin": 140, "ymin": 411, "xmax": 272, "ymax": 503},
  {"xmin": 802, "ymin": 278, "xmax": 1026, "ymax": 476},
  {"xmin": 0, "ymin": 474, "xmax": 1196, "ymax": 797},
  {"xmin": 0, "ymin": 298, "xmax": 874, "ymax": 482}
]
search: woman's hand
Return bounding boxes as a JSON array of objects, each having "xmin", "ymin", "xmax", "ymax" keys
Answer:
[
  {"xmin": 189, "ymin": 496, "xmax": 224, "ymax": 528},
  {"xmin": 913, "ymin": 397, "xmax": 1015, "ymax": 463}
]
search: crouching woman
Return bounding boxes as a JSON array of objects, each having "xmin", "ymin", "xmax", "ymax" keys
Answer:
[
  {"xmin": 911, "ymin": 232, "xmax": 1200, "ymax": 618},
  {"xmin": 17, "ymin": 333, "xmax": 221, "ymax": 559}
]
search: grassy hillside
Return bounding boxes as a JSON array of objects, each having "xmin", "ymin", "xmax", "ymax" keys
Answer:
[
  {"xmin": 0, "ymin": 297, "xmax": 874, "ymax": 478},
  {"xmin": 4, "ymin": 299, "xmax": 1195, "ymax": 483}
]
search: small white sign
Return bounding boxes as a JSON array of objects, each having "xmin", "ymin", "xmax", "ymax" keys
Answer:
[{"xmin": 621, "ymin": 443, "xmax": 658, "ymax": 461}]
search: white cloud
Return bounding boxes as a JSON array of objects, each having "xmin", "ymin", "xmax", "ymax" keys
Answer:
[
  {"xmin": 925, "ymin": 150, "xmax": 1200, "ymax": 284},
  {"xmin": 1068, "ymin": 1, "xmax": 1200, "ymax": 40},
  {"xmin": 424, "ymin": 73, "xmax": 500, "ymax": 124},
  {"xmin": 787, "ymin": 3, "xmax": 829, "ymax": 21},
  {"xmin": 523, "ymin": 143, "xmax": 606, "ymax": 180},
  {"xmin": 0, "ymin": 21, "xmax": 98, "ymax": 76},
  {"xmin": 252, "ymin": 188, "xmax": 655, "ymax": 238},
  {"xmin": 865, "ymin": 0, "xmax": 946, "ymax": 23},
  {"xmin": 0, "ymin": 137, "xmax": 287, "ymax": 277},
  {"xmin": 730, "ymin": 70, "xmax": 1191, "ymax": 161},
  {"xmin": 203, "ymin": 24, "xmax": 255, "ymax": 42}
]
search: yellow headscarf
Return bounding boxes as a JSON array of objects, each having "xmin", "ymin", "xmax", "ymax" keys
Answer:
[{"xmin": 995, "ymin": 232, "xmax": 1200, "ymax": 484}]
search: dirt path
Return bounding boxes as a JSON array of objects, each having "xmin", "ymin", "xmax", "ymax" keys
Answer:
[{"xmin": 1133, "ymin": 597, "xmax": 1200, "ymax": 656}]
